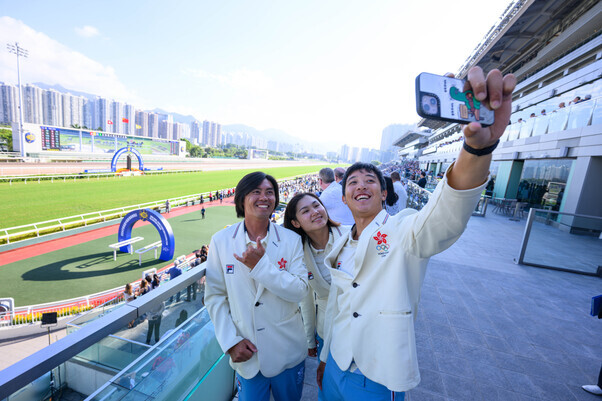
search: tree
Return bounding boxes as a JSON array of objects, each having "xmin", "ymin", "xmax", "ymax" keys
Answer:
[
  {"xmin": 371, "ymin": 160, "xmax": 381, "ymax": 166},
  {"xmin": 0, "ymin": 128, "xmax": 13, "ymax": 151}
]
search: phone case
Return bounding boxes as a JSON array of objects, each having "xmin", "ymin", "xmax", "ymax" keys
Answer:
[{"xmin": 415, "ymin": 72, "xmax": 494, "ymax": 126}]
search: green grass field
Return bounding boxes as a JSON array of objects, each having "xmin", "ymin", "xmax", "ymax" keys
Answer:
[
  {"xmin": 0, "ymin": 164, "xmax": 334, "ymax": 228},
  {"xmin": 4, "ymin": 206, "xmax": 241, "ymax": 306}
]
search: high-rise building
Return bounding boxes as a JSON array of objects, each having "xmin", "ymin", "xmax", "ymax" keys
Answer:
[
  {"xmin": 340, "ymin": 144, "xmax": 350, "ymax": 162},
  {"xmin": 110, "ymin": 101, "xmax": 123, "ymax": 134},
  {"xmin": 172, "ymin": 122, "xmax": 184, "ymax": 141},
  {"xmin": 122, "ymin": 104, "xmax": 135, "ymax": 135},
  {"xmin": 94, "ymin": 97, "xmax": 110, "ymax": 131},
  {"xmin": 83, "ymin": 100, "xmax": 94, "ymax": 129},
  {"xmin": 135, "ymin": 110, "xmax": 149, "ymax": 137},
  {"xmin": 0, "ymin": 83, "xmax": 17, "ymax": 125},
  {"xmin": 190, "ymin": 121, "xmax": 201, "ymax": 144},
  {"xmin": 60, "ymin": 93, "xmax": 84, "ymax": 128},
  {"xmin": 159, "ymin": 120, "xmax": 172, "ymax": 139},
  {"xmin": 43, "ymin": 89, "xmax": 63, "ymax": 127},
  {"xmin": 202, "ymin": 120, "xmax": 210, "ymax": 145},
  {"xmin": 22, "ymin": 84, "xmax": 43, "ymax": 124},
  {"xmin": 148, "ymin": 113, "xmax": 159, "ymax": 138}
]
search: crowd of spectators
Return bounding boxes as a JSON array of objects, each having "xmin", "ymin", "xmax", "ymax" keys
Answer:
[{"xmin": 278, "ymin": 174, "xmax": 321, "ymax": 202}]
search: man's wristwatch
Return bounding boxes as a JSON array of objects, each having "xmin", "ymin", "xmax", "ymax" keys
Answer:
[{"xmin": 463, "ymin": 139, "xmax": 499, "ymax": 156}]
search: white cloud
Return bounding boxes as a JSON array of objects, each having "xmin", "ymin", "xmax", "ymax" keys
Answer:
[
  {"xmin": 74, "ymin": 25, "xmax": 100, "ymax": 38},
  {"xmin": 0, "ymin": 17, "xmax": 139, "ymax": 105}
]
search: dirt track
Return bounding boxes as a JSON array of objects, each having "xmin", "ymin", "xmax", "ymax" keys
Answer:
[{"xmin": 0, "ymin": 159, "xmax": 325, "ymax": 176}]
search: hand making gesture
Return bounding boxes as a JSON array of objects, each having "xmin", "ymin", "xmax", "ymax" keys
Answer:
[{"xmin": 234, "ymin": 237, "xmax": 265, "ymax": 270}]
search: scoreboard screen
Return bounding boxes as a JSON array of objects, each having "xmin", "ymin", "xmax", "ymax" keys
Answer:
[{"xmin": 41, "ymin": 127, "xmax": 61, "ymax": 150}]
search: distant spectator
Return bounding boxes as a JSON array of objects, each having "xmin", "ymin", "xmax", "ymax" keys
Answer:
[
  {"xmin": 571, "ymin": 96, "xmax": 582, "ymax": 105},
  {"xmin": 390, "ymin": 172, "xmax": 408, "ymax": 210},
  {"xmin": 124, "ymin": 283, "xmax": 136, "ymax": 303},
  {"xmin": 518, "ymin": 118, "xmax": 524, "ymax": 123},
  {"xmin": 417, "ymin": 172, "xmax": 427, "ymax": 188},
  {"xmin": 201, "ymin": 207, "xmax": 206, "ymax": 219},
  {"xmin": 165, "ymin": 199, "xmax": 171, "ymax": 213},
  {"xmin": 200, "ymin": 194, "xmax": 204, "ymax": 204},
  {"xmin": 145, "ymin": 275, "xmax": 153, "ymax": 289},
  {"xmin": 318, "ymin": 167, "xmax": 354, "ymax": 225},
  {"xmin": 583, "ymin": 94, "xmax": 592, "ymax": 102},
  {"xmin": 384, "ymin": 177, "xmax": 401, "ymax": 215},
  {"xmin": 334, "ymin": 167, "xmax": 346, "ymax": 184},
  {"xmin": 151, "ymin": 274, "xmax": 161, "ymax": 289},
  {"xmin": 530, "ymin": 113, "xmax": 536, "ymax": 118},
  {"xmin": 146, "ymin": 300, "xmax": 165, "ymax": 345},
  {"xmin": 138, "ymin": 279, "xmax": 150, "ymax": 296},
  {"xmin": 540, "ymin": 109, "xmax": 546, "ymax": 116},
  {"xmin": 558, "ymin": 102, "xmax": 566, "ymax": 109},
  {"xmin": 168, "ymin": 261, "xmax": 183, "ymax": 303}
]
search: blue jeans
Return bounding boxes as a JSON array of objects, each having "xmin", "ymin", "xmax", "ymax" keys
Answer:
[
  {"xmin": 322, "ymin": 352, "xmax": 405, "ymax": 401},
  {"xmin": 236, "ymin": 360, "xmax": 305, "ymax": 401}
]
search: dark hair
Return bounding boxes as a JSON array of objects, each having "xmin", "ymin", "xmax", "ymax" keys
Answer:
[
  {"xmin": 283, "ymin": 193, "xmax": 339, "ymax": 244},
  {"xmin": 384, "ymin": 176, "xmax": 399, "ymax": 207},
  {"xmin": 145, "ymin": 275, "xmax": 152, "ymax": 284},
  {"xmin": 390, "ymin": 171, "xmax": 401, "ymax": 181},
  {"xmin": 234, "ymin": 171, "xmax": 279, "ymax": 218},
  {"xmin": 341, "ymin": 162, "xmax": 386, "ymax": 195}
]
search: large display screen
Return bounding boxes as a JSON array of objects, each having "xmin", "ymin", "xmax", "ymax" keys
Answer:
[{"xmin": 38, "ymin": 127, "xmax": 177, "ymax": 156}]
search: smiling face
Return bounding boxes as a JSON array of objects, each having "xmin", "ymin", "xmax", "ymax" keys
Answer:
[
  {"xmin": 243, "ymin": 178, "xmax": 276, "ymax": 222},
  {"xmin": 343, "ymin": 169, "xmax": 386, "ymax": 219},
  {"xmin": 291, "ymin": 194, "xmax": 329, "ymax": 234}
]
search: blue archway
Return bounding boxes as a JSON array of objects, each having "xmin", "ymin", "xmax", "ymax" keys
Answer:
[
  {"xmin": 111, "ymin": 147, "xmax": 144, "ymax": 172},
  {"xmin": 118, "ymin": 209, "xmax": 175, "ymax": 261}
]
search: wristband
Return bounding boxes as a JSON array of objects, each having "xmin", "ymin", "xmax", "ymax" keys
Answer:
[{"xmin": 463, "ymin": 139, "xmax": 499, "ymax": 156}]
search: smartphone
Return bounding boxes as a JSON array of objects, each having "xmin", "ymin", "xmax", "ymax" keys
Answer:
[{"xmin": 415, "ymin": 72, "xmax": 494, "ymax": 126}]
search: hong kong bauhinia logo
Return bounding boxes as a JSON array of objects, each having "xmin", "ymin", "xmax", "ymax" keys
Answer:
[
  {"xmin": 373, "ymin": 232, "xmax": 387, "ymax": 244},
  {"xmin": 374, "ymin": 231, "xmax": 390, "ymax": 257},
  {"xmin": 278, "ymin": 258, "xmax": 287, "ymax": 270}
]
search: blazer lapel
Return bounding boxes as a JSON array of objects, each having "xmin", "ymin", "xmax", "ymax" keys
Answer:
[{"xmin": 353, "ymin": 210, "xmax": 388, "ymax": 278}]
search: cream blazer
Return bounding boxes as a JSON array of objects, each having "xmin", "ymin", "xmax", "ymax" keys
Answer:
[
  {"xmin": 320, "ymin": 174, "xmax": 485, "ymax": 392},
  {"xmin": 299, "ymin": 225, "xmax": 349, "ymax": 348},
  {"xmin": 205, "ymin": 221, "xmax": 309, "ymax": 379}
]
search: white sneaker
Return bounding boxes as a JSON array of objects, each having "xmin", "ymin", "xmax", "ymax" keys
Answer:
[{"xmin": 582, "ymin": 385, "xmax": 602, "ymax": 395}]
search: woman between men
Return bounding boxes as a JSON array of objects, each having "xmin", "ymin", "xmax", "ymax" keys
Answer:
[{"xmin": 283, "ymin": 193, "xmax": 348, "ymax": 398}]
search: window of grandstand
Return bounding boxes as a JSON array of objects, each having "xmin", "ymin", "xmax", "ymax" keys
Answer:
[{"xmin": 516, "ymin": 159, "xmax": 573, "ymax": 212}]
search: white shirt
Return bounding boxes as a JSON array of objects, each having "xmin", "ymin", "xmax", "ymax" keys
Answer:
[
  {"xmin": 393, "ymin": 180, "xmax": 408, "ymax": 210},
  {"xmin": 319, "ymin": 182, "xmax": 355, "ymax": 225},
  {"xmin": 309, "ymin": 243, "xmax": 331, "ymax": 285}
]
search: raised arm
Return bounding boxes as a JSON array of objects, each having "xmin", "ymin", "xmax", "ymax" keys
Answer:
[{"xmin": 447, "ymin": 67, "xmax": 516, "ymax": 190}]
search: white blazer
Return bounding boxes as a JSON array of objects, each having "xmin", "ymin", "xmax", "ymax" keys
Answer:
[
  {"xmin": 320, "ymin": 174, "xmax": 486, "ymax": 392},
  {"xmin": 299, "ymin": 225, "xmax": 349, "ymax": 348},
  {"xmin": 205, "ymin": 221, "xmax": 309, "ymax": 379}
]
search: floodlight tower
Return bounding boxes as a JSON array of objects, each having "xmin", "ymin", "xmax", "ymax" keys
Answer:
[{"xmin": 7, "ymin": 42, "xmax": 28, "ymax": 158}]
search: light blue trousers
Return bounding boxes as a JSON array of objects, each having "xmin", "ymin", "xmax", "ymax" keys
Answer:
[
  {"xmin": 236, "ymin": 360, "xmax": 305, "ymax": 401},
  {"xmin": 322, "ymin": 352, "xmax": 405, "ymax": 401}
]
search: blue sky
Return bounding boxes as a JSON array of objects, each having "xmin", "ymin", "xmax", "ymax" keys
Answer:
[{"xmin": 0, "ymin": 0, "xmax": 512, "ymax": 149}]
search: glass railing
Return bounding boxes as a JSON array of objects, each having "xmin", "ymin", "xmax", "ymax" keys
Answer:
[
  {"xmin": 531, "ymin": 114, "xmax": 550, "ymax": 137},
  {"xmin": 518, "ymin": 118, "xmax": 535, "ymax": 139},
  {"xmin": 546, "ymin": 107, "xmax": 569, "ymax": 133},
  {"xmin": 566, "ymin": 100, "xmax": 594, "ymax": 130},
  {"xmin": 85, "ymin": 308, "xmax": 233, "ymax": 401},
  {"xmin": 592, "ymin": 99, "xmax": 602, "ymax": 125},
  {"xmin": 517, "ymin": 209, "xmax": 602, "ymax": 276}
]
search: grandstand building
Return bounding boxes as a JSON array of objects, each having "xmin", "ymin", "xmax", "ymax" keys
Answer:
[{"xmin": 396, "ymin": 0, "xmax": 602, "ymax": 219}]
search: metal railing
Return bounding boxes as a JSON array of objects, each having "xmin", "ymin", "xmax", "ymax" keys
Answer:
[
  {"xmin": 0, "ymin": 168, "xmax": 205, "ymax": 184},
  {"xmin": 0, "ymin": 264, "xmax": 211, "ymax": 398},
  {"xmin": 516, "ymin": 208, "xmax": 602, "ymax": 276}
]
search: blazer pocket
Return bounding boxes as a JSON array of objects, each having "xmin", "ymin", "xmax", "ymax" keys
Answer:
[{"xmin": 379, "ymin": 310, "xmax": 412, "ymax": 316}]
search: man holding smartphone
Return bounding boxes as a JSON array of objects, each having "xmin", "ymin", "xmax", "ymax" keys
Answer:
[
  {"xmin": 317, "ymin": 67, "xmax": 516, "ymax": 400},
  {"xmin": 204, "ymin": 171, "xmax": 309, "ymax": 401}
]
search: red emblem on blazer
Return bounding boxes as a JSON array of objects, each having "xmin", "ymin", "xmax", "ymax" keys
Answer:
[
  {"xmin": 373, "ymin": 231, "xmax": 387, "ymax": 244},
  {"xmin": 278, "ymin": 258, "xmax": 287, "ymax": 270}
]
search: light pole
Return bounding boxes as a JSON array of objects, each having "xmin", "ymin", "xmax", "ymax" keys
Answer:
[{"xmin": 7, "ymin": 42, "xmax": 28, "ymax": 158}]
